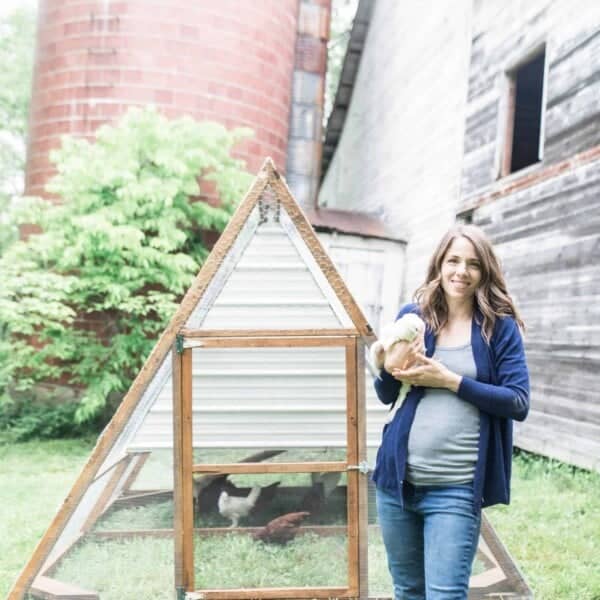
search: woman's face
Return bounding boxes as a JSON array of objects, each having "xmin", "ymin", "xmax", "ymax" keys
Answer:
[{"xmin": 440, "ymin": 236, "xmax": 482, "ymax": 301}]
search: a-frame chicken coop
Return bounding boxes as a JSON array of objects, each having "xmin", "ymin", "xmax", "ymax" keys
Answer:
[{"xmin": 11, "ymin": 159, "xmax": 531, "ymax": 600}]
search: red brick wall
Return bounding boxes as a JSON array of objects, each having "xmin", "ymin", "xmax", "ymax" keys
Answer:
[{"xmin": 26, "ymin": 0, "xmax": 300, "ymax": 197}]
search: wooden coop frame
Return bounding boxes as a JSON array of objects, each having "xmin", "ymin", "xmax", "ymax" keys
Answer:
[
  {"xmin": 173, "ymin": 334, "xmax": 368, "ymax": 599},
  {"xmin": 10, "ymin": 158, "xmax": 531, "ymax": 600},
  {"xmin": 9, "ymin": 158, "xmax": 376, "ymax": 600}
]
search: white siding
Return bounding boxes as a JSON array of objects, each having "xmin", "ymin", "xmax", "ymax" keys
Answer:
[
  {"xmin": 187, "ymin": 204, "xmax": 353, "ymax": 330},
  {"xmin": 128, "ymin": 347, "xmax": 388, "ymax": 454}
]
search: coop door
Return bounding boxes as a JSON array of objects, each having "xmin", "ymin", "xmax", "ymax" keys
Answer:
[{"xmin": 172, "ymin": 335, "xmax": 365, "ymax": 599}]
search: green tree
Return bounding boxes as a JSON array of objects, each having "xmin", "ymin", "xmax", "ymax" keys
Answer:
[
  {"xmin": 0, "ymin": 2, "xmax": 37, "ymax": 252},
  {"xmin": 324, "ymin": 0, "xmax": 359, "ymax": 124},
  {"xmin": 0, "ymin": 107, "xmax": 252, "ymax": 426}
]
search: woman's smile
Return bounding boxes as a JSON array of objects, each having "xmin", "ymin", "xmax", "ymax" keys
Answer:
[{"xmin": 451, "ymin": 279, "xmax": 470, "ymax": 290}]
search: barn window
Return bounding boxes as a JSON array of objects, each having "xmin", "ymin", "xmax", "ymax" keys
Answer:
[{"xmin": 501, "ymin": 47, "xmax": 547, "ymax": 176}]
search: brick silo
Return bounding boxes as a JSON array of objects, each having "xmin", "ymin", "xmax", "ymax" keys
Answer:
[{"xmin": 26, "ymin": 0, "xmax": 330, "ymax": 202}]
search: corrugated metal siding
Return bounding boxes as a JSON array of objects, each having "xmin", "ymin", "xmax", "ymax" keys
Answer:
[
  {"xmin": 129, "ymin": 347, "xmax": 388, "ymax": 452},
  {"xmin": 187, "ymin": 220, "xmax": 348, "ymax": 330}
]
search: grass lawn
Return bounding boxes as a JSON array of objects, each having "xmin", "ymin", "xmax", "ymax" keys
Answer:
[
  {"xmin": 0, "ymin": 440, "xmax": 598, "ymax": 599},
  {"xmin": 0, "ymin": 438, "xmax": 95, "ymax": 597},
  {"xmin": 485, "ymin": 450, "xmax": 600, "ymax": 600}
]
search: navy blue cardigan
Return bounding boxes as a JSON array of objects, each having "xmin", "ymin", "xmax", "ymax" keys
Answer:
[{"xmin": 371, "ymin": 303, "xmax": 530, "ymax": 511}]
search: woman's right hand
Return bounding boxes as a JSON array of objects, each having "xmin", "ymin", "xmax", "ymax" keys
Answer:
[
  {"xmin": 384, "ymin": 334, "xmax": 426, "ymax": 377},
  {"xmin": 402, "ymin": 334, "xmax": 426, "ymax": 369}
]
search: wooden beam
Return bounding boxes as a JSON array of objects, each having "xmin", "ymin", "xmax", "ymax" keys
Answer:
[
  {"xmin": 184, "ymin": 335, "xmax": 353, "ymax": 348},
  {"xmin": 356, "ymin": 339, "xmax": 369, "ymax": 599},
  {"xmin": 81, "ymin": 458, "xmax": 130, "ymax": 533},
  {"xmin": 30, "ymin": 575, "xmax": 99, "ymax": 600},
  {"xmin": 459, "ymin": 143, "xmax": 600, "ymax": 215},
  {"xmin": 90, "ymin": 454, "xmax": 131, "ymax": 485},
  {"xmin": 112, "ymin": 489, "xmax": 172, "ymax": 508},
  {"xmin": 501, "ymin": 75, "xmax": 517, "ymax": 178},
  {"xmin": 194, "ymin": 586, "xmax": 351, "ymax": 599},
  {"xmin": 181, "ymin": 328, "xmax": 358, "ymax": 338},
  {"xmin": 120, "ymin": 452, "xmax": 151, "ymax": 493},
  {"xmin": 346, "ymin": 339, "xmax": 360, "ymax": 596},
  {"xmin": 172, "ymin": 346, "xmax": 184, "ymax": 591},
  {"xmin": 192, "ymin": 462, "xmax": 347, "ymax": 474},
  {"xmin": 90, "ymin": 525, "xmax": 348, "ymax": 540},
  {"xmin": 182, "ymin": 348, "xmax": 194, "ymax": 591}
]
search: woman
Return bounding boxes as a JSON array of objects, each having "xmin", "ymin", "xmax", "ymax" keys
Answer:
[{"xmin": 372, "ymin": 224, "xmax": 529, "ymax": 600}]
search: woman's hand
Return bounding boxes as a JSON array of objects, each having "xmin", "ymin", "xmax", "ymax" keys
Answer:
[
  {"xmin": 392, "ymin": 353, "xmax": 462, "ymax": 392},
  {"xmin": 401, "ymin": 335, "xmax": 426, "ymax": 369}
]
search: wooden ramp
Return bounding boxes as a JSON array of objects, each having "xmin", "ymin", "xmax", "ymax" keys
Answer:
[{"xmin": 30, "ymin": 576, "xmax": 99, "ymax": 600}]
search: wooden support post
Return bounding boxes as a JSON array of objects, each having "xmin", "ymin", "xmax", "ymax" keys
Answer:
[
  {"xmin": 81, "ymin": 457, "xmax": 131, "ymax": 533},
  {"xmin": 356, "ymin": 338, "xmax": 369, "ymax": 600},
  {"xmin": 173, "ymin": 346, "xmax": 194, "ymax": 593},
  {"xmin": 346, "ymin": 339, "xmax": 360, "ymax": 596},
  {"xmin": 501, "ymin": 75, "xmax": 517, "ymax": 177}
]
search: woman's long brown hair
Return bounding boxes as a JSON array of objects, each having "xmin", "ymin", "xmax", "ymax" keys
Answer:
[{"xmin": 413, "ymin": 224, "xmax": 524, "ymax": 344}]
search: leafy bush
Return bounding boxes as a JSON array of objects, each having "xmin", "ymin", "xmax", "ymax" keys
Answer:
[
  {"xmin": 0, "ymin": 397, "xmax": 103, "ymax": 442},
  {"xmin": 0, "ymin": 107, "xmax": 253, "ymax": 427}
]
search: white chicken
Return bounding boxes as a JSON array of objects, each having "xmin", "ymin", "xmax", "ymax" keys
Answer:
[
  {"xmin": 369, "ymin": 313, "xmax": 426, "ymax": 416},
  {"xmin": 218, "ymin": 486, "xmax": 261, "ymax": 528}
]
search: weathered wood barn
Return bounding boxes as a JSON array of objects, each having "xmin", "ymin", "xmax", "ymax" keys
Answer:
[{"xmin": 320, "ymin": 0, "xmax": 600, "ymax": 471}]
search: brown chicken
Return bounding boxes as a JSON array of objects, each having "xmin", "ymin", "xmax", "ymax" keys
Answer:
[{"xmin": 253, "ymin": 511, "xmax": 310, "ymax": 545}]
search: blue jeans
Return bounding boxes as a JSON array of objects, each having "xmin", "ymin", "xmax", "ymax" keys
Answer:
[{"xmin": 376, "ymin": 482, "xmax": 481, "ymax": 600}]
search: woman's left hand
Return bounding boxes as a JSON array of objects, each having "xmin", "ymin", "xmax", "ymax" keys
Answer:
[{"xmin": 392, "ymin": 353, "xmax": 461, "ymax": 392}]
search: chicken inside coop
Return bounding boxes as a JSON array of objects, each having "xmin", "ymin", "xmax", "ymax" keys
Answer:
[
  {"xmin": 191, "ymin": 450, "xmax": 348, "ymax": 534},
  {"xmin": 253, "ymin": 511, "xmax": 310, "ymax": 544}
]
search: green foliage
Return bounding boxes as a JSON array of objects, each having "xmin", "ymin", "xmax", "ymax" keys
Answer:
[
  {"xmin": 0, "ymin": 107, "xmax": 253, "ymax": 425},
  {"xmin": 0, "ymin": 2, "xmax": 37, "ymax": 253},
  {"xmin": 0, "ymin": 398, "xmax": 101, "ymax": 442},
  {"xmin": 324, "ymin": 0, "xmax": 359, "ymax": 124}
]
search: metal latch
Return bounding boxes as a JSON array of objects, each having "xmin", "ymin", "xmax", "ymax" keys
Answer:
[{"xmin": 347, "ymin": 461, "xmax": 371, "ymax": 474}]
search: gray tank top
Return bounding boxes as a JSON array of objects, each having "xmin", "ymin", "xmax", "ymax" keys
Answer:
[{"xmin": 406, "ymin": 342, "xmax": 480, "ymax": 486}]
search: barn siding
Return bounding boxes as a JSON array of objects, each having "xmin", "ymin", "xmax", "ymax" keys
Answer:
[
  {"xmin": 319, "ymin": 0, "xmax": 600, "ymax": 470},
  {"xmin": 467, "ymin": 144, "xmax": 600, "ymax": 472},
  {"xmin": 460, "ymin": 0, "xmax": 600, "ymax": 471},
  {"xmin": 462, "ymin": 0, "xmax": 600, "ymax": 197}
]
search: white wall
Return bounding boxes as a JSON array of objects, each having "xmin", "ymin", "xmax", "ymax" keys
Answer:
[{"xmin": 319, "ymin": 0, "xmax": 473, "ymax": 300}]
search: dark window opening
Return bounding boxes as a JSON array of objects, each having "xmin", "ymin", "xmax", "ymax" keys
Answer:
[
  {"xmin": 507, "ymin": 50, "xmax": 546, "ymax": 174},
  {"xmin": 456, "ymin": 211, "xmax": 474, "ymax": 225}
]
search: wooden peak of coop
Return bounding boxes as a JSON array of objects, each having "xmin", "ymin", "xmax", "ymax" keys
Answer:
[{"xmin": 176, "ymin": 156, "xmax": 375, "ymax": 340}]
